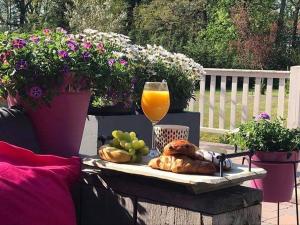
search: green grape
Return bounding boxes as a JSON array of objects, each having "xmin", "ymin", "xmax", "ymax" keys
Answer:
[
  {"xmin": 120, "ymin": 140, "xmax": 126, "ymax": 148},
  {"xmin": 124, "ymin": 143, "xmax": 132, "ymax": 150},
  {"xmin": 129, "ymin": 131, "xmax": 136, "ymax": 140},
  {"xmin": 123, "ymin": 132, "xmax": 131, "ymax": 142},
  {"xmin": 138, "ymin": 140, "xmax": 145, "ymax": 148},
  {"xmin": 115, "ymin": 130, "xmax": 124, "ymax": 139},
  {"xmin": 140, "ymin": 146, "xmax": 150, "ymax": 156},
  {"xmin": 128, "ymin": 148, "xmax": 136, "ymax": 156},
  {"xmin": 132, "ymin": 140, "xmax": 141, "ymax": 150},
  {"xmin": 112, "ymin": 130, "xmax": 118, "ymax": 138},
  {"xmin": 132, "ymin": 137, "xmax": 138, "ymax": 141},
  {"xmin": 111, "ymin": 138, "xmax": 120, "ymax": 147}
]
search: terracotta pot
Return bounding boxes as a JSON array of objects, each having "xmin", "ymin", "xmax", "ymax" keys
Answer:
[
  {"xmin": 8, "ymin": 91, "xmax": 91, "ymax": 156},
  {"xmin": 251, "ymin": 151, "xmax": 299, "ymax": 203}
]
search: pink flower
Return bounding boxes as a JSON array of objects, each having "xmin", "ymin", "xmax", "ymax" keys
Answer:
[
  {"xmin": 96, "ymin": 42, "xmax": 105, "ymax": 53},
  {"xmin": 82, "ymin": 42, "xmax": 92, "ymax": 49},
  {"xmin": 12, "ymin": 39, "xmax": 26, "ymax": 49},
  {"xmin": 29, "ymin": 35, "xmax": 40, "ymax": 43},
  {"xmin": 43, "ymin": 28, "xmax": 51, "ymax": 35}
]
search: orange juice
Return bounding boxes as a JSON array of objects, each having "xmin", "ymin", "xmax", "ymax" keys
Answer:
[{"xmin": 141, "ymin": 90, "xmax": 170, "ymax": 123}]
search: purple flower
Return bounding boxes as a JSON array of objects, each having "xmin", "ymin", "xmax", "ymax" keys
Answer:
[
  {"xmin": 12, "ymin": 39, "xmax": 26, "ymax": 49},
  {"xmin": 29, "ymin": 35, "xmax": 40, "ymax": 43},
  {"xmin": 0, "ymin": 53, "xmax": 6, "ymax": 62},
  {"xmin": 108, "ymin": 59, "xmax": 116, "ymax": 67},
  {"xmin": 58, "ymin": 50, "xmax": 69, "ymax": 59},
  {"xmin": 119, "ymin": 59, "xmax": 128, "ymax": 66},
  {"xmin": 29, "ymin": 86, "xmax": 43, "ymax": 99},
  {"xmin": 255, "ymin": 112, "xmax": 270, "ymax": 121},
  {"xmin": 66, "ymin": 40, "xmax": 78, "ymax": 51},
  {"xmin": 82, "ymin": 41, "xmax": 92, "ymax": 49},
  {"xmin": 82, "ymin": 51, "xmax": 91, "ymax": 61},
  {"xmin": 15, "ymin": 59, "xmax": 28, "ymax": 70}
]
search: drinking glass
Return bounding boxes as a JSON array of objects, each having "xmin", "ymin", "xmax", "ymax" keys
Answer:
[{"xmin": 141, "ymin": 81, "xmax": 170, "ymax": 158}]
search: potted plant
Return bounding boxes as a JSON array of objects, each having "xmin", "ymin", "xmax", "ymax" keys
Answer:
[
  {"xmin": 229, "ymin": 112, "xmax": 300, "ymax": 202},
  {"xmin": 83, "ymin": 29, "xmax": 205, "ymax": 113},
  {"xmin": 0, "ymin": 28, "xmax": 130, "ymax": 156}
]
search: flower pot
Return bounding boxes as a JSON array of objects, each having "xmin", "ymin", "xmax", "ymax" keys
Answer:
[
  {"xmin": 8, "ymin": 91, "xmax": 91, "ymax": 156},
  {"xmin": 251, "ymin": 151, "xmax": 299, "ymax": 202}
]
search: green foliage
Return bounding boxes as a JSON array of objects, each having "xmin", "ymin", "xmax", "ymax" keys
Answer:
[
  {"xmin": 130, "ymin": 61, "xmax": 195, "ymax": 112},
  {"xmin": 184, "ymin": 4, "xmax": 237, "ymax": 68},
  {"xmin": 131, "ymin": 0, "xmax": 206, "ymax": 52},
  {"xmin": 228, "ymin": 118, "xmax": 300, "ymax": 152},
  {"xmin": 66, "ymin": 0, "xmax": 129, "ymax": 34}
]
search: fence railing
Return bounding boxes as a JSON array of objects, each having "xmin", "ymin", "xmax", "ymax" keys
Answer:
[{"xmin": 188, "ymin": 66, "xmax": 300, "ymax": 134}]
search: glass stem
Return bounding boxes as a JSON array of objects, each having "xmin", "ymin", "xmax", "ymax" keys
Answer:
[{"xmin": 151, "ymin": 122, "xmax": 156, "ymax": 151}]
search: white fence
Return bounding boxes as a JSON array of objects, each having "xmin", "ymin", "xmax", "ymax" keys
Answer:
[{"xmin": 188, "ymin": 66, "xmax": 300, "ymax": 134}]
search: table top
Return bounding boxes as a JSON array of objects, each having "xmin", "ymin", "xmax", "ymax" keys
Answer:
[{"xmin": 83, "ymin": 156, "xmax": 266, "ymax": 194}]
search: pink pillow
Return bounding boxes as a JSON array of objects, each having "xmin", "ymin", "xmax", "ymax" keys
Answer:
[{"xmin": 0, "ymin": 141, "xmax": 81, "ymax": 225}]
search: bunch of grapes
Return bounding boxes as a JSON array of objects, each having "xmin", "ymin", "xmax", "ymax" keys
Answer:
[{"xmin": 110, "ymin": 130, "xmax": 150, "ymax": 162}]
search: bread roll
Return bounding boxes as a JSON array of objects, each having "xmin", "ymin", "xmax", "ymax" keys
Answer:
[
  {"xmin": 148, "ymin": 155, "xmax": 216, "ymax": 175},
  {"xmin": 99, "ymin": 145, "xmax": 131, "ymax": 163},
  {"xmin": 163, "ymin": 139, "xmax": 204, "ymax": 160}
]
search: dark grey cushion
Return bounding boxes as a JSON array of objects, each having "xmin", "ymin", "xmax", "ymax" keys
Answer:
[{"xmin": 0, "ymin": 107, "xmax": 40, "ymax": 153}]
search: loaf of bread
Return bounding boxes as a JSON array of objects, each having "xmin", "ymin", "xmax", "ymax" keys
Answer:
[
  {"xmin": 99, "ymin": 145, "xmax": 131, "ymax": 163},
  {"xmin": 148, "ymin": 155, "xmax": 216, "ymax": 175},
  {"xmin": 163, "ymin": 139, "xmax": 204, "ymax": 160}
]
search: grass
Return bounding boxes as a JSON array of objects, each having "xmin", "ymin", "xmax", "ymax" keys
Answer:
[{"xmin": 189, "ymin": 89, "xmax": 289, "ymax": 143}]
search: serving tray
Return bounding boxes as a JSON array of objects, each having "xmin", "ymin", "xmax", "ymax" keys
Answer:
[{"xmin": 82, "ymin": 156, "xmax": 266, "ymax": 194}]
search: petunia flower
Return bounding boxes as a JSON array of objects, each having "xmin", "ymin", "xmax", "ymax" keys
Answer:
[
  {"xmin": 66, "ymin": 40, "xmax": 78, "ymax": 51},
  {"xmin": 29, "ymin": 86, "xmax": 43, "ymax": 99},
  {"xmin": 96, "ymin": 42, "xmax": 105, "ymax": 53},
  {"xmin": 255, "ymin": 112, "xmax": 271, "ymax": 121},
  {"xmin": 108, "ymin": 59, "xmax": 116, "ymax": 67},
  {"xmin": 119, "ymin": 59, "xmax": 128, "ymax": 66},
  {"xmin": 82, "ymin": 42, "xmax": 92, "ymax": 49},
  {"xmin": 58, "ymin": 50, "xmax": 69, "ymax": 59},
  {"xmin": 12, "ymin": 39, "xmax": 26, "ymax": 49},
  {"xmin": 82, "ymin": 51, "xmax": 91, "ymax": 61},
  {"xmin": 15, "ymin": 59, "xmax": 28, "ymax": 70},
  {"xmin": 56, "ymin": 27, "xmax": 67, "ymax": 34},
  {"xmin": 29, "ymin": 35, "xmax": 40, "ymax": 43},
  {"xmin": 43, "ymin": 28, "xmax": 51, "ymax": 35}
]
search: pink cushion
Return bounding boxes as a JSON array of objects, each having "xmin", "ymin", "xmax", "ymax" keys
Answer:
[{"xmin": 0, "ymin": 141, "xmax": 80, "ymax": 225}]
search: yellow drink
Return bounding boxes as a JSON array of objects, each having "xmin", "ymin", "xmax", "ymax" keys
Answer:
[{"xmin": 141, "ymin": 90, "xmax": 170, "ymax": 123}]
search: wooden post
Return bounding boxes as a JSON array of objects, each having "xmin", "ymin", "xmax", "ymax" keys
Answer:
[{"xmin": 287, "ymin": 66, "xmax": 300, "ymax": 128}]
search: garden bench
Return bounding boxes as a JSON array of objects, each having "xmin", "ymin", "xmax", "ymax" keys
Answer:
[{"xmin": 0, "ymin": 108, "xmax": 263, "ymax": 225}]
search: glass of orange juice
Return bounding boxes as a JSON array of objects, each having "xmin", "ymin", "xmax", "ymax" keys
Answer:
[{"xmin": 141, "ymin": 81, "xmax": 170, "ymax": 158}]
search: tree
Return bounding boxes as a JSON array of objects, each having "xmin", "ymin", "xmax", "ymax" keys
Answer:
[
  {"xmin": 66, "ymin": 0, "xmax": 129, "ymax": 33},
  {"xmin": 131, "ymin": 0, "xmax": 206, "ymax": 52}
]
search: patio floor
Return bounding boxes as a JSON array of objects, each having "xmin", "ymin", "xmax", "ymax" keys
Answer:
[{"xmin": 200, "ymin": 141, "xmax": 300, "ymax": 225}]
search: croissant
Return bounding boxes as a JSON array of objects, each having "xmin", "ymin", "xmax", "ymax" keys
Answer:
[
  {"xmin": 163, "ymin": 139, "xmax": 204, "ymax": 160},
  {"xmin": 148, "ymin": 155, "xmax": 216, "ymax": 175}
]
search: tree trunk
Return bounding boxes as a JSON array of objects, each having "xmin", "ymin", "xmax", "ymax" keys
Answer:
[
  {"xmin": 19, "ymin": 0, "xmax": 26, "ymax": 26},
  {"xmin": 292, "ymin": 0, "xmax": 300, "ymax": 48},
  {"xmin": 275, "ymin": 0, "xmax": 287, "ymax": 45}
]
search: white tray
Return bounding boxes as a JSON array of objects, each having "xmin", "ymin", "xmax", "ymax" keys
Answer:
[{"xmin": 83, "ymin": 156, "xmax": 266, "ymax": 194}]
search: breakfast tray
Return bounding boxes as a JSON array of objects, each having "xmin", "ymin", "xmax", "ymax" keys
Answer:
[{"xmin": 82, "ymin": 154, "xmax": 266, "ymax": 194}]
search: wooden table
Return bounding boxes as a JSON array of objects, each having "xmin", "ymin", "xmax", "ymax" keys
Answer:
[{"xmin": 79, "ymin": 167, "xmax": 263, "ymax": 225}]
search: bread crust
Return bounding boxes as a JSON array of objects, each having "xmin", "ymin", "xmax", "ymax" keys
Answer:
[
  {"xmin": 99, "ymin": 145, "xmax": 131, "ymax": 163},
  {"xmin": 148, "ymin": 155, "xmax": 216, "ymax": 175},
  {"xmin": 163, "ymin": 139, "xmax": 204, "ymax": 160}
]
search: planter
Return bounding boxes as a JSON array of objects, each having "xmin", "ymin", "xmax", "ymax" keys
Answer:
[
  {"xmin": 8, "ymin": 91, "xmax": 91, "ymax": 156},
  {"xmin": 79, "ymin": 112, "xmax": 200, "ymax": 156},
  {"xmin": 251, "ymin": 151, "xmax": 299, "ymax": 203}
]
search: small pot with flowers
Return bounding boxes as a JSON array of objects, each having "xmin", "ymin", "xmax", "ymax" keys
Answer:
[
  {"xmin": 0, "ymin": 28, "xmax": 130, "ymax": 156},
  {"xmin": 229, "ymin": 112, "xmax": 300, "ymax": 202}
]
